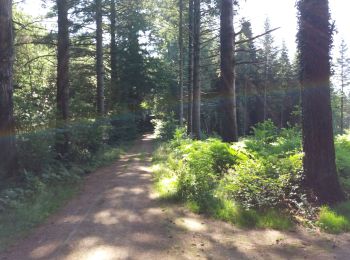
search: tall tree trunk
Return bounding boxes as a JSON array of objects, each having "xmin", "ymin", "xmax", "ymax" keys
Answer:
[
  {"xmin": 56, "ymin": 0, "xmax": 70, "ymax": 157},
  {"xmin": 110, "ymin": 0, "xmax": 118, "ymax": 107},
  {"xmin": 96, "ymin": 0, "xmax": 105, "ymax": 115},
  {"xmin": 219, "ymin": 0, "xmax": 238, "ymax": 142},
  {"xmin": 192, "ymin": 0, "xmax": 201, "ymax": 139},
  {"xmin": 263, "ymin": 55, "xmax": 268, "ymax": 121},
  {"xmin": 298, "ymin": 0, "xmax": 344, "ymax": 204},
  {"xmin": 0, "ymin": 0, "xmax": 16, "ymax": 179},
  {"xmin": 187, "ymin": 0, "xmax": 194, "ymax": 135},
  {"xmin": 178, "ymin": 0, "xmax": 184, "ymax": 126}
]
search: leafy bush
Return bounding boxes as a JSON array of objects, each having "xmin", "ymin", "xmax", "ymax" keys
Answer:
[
  {"xmin": 17, "ymin": 130, "xmax": 56, "ymax": 172},
  {"xmin": 220, "ymin": 152, "xmax": 304, "ymax": 209},
  {"xmin": 153, "ymin": 122, "xmax": 306, "ymax": 229},
  {"xmin": 109, "ymin": 114, "xmax": 139, "ymax": 143},
  {"xmin": 152, "ymin": 113, "xmax": 178, "ymax": 141}
]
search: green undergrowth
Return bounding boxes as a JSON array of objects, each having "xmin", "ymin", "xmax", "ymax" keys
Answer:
[
  {"xmin": 317, "ymin": 202, "xmax": 350, "ymax": 234},
  {"xmin": 152, "ymin": 124, "xmax": 350, "ymax": 233}
]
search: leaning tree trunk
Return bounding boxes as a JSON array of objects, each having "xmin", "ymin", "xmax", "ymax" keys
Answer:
[
  {"xmin": 192, "ymin": 0, "xmax": 201, "ymax": 139},
  {"xmin": 96, "ymin": 0, "xmax": 105, "ymax": 115},
  {"xmin": 219, "ymin": 0, "xmax": 238, "ymax": 142},
  {"xmin": 0, "ymin": 0, "xmax": 17, "ymax": 179},
  {"xmin": 178, "ymin": 0, "xmax": 184, "ymax": 126},
  {"xmin": 56, "ymin": 0, "xmax": 70, "ymax": 157},
  {"xmin": 110, "ymin": 0, "xmax": 118, "ymax": 106},
  {"xmin": 298, "ymin": 0, "xmax": 344, "ymax": 204},
  {"xmin": 187, "ymin": 0, "xmax": 194, "ymax": 135}
]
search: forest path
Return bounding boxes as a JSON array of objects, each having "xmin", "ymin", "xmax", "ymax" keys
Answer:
[{"xmin": 1, "ymin": 134, "xmax": 350, "ymax": 260}]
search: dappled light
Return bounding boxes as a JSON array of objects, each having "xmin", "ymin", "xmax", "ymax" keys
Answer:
[
  {"xmin": 1, "ymin": 0, "xmax": 350, "ymax": 258},
  {"xmin": 174, "ymin": 217, "xmax": 207, "ymax": 232}
]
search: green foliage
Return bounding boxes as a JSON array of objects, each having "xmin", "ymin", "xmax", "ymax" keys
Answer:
[
  {"xmin": 317, "ymin": 206, "xmax": 350, "ymax": 234},
  {"xmin": 246, "ymin": 120, "xmax": 302, "ymax": 157},
  {"xmin": 153, "ymin": 123, "xmax": 304, "ymax": 230},
  {"xmin": 152, "ymin": 114, "xmax": 179, "ymax": 141},
  {"xmin": 335, "ymin": 132, "xmax": 350, "ymax": 194}
]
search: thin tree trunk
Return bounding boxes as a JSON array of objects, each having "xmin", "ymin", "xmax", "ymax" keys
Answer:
[
  {"xmin": 187, "ymin": 0, "xmax": 194, "ymax": 135},
  {"xmin": 0, "ymin": 0, "xmax": 17, "ymax": 179},
  {"xmin": 179, "ymin": 0, "xmax": 184, "ymax": 126},
  {"xmin": 341, "ymin": 69, "xmax": 344, "ymax": 134},
  {"xmin": 243, "ymin": 77, "xmax": 248, "ymax": 136},
  {"xmin": 56, "ymin": 0, "xmax": 70, "ymax": 157},
  {"xmin": 263, "ymin": 55, "xmax": 268, "ymax": 121},
  {"xmin": 110, "ymin": 0, "xmax": 118, "ymax": 106},
  {"xmin": 192, "ymin": 0, "xmax": 201, "ymax": 139},
  {"xmin": 96, "ymin": 0, "xmax": 105, "ymax": 115},
  {"xmin": 219, "ymin": 0, "xmax": 238, "ymax": 142},
  {"xmin": 298, "ymin": 0, "xmax": 344, "ymax": 204}
]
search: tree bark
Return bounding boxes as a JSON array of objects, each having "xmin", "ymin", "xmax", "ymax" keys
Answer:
[
  {"xmin": 298, "ymin": 0, "xmax": 344, "ymax": 204},
  {"xmin": 179, "ymin": 0, "xmax": 184, "ymax": 126},
  {"xmin": 0, "ymin": 0, "xmax": 17, "ymax": 179},
  {"xmin": 56, "ymin": 0, "xmax": 70, "ymax": 157},
  {"xmin": 219, "ymin": 0, "xmax": 238, "ymax": 142},
  {"xmin": 187, "ymin": 0, "xmax": 194, "ymax": 135},
  {"xmin": 96, "ymin": 0, "xmax": 105, "ymax": 115},
  {"xmin": 110, "ymin": 0, "xmax": 118, "ymax": 106},
  {"xmin": 192, "ymin": 0, "xmax": 201, "ymax": 139}
]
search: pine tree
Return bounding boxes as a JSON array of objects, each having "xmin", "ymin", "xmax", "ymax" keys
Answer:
[
  {"xmin": 178, "ymin": 0, "xmax": 184, "ymax": 126},
  {"xmin": 336, "ymin": 39, "xmax": 350, "ymax": 134},
  {"xmin": 192, "ymin": 0, "xmax": 201, "ymax": 139},
  {"xmin": 219, "ymin": 0, "xmax": 238, "ymax": 142},
  {"xmin": 260, "ymin": 18, "xmax": 279, "ymax": 122},
  {"xmin": 110, "ymin": 0, "xmax": 118, "ymax": 107},
  {"xmin": 298, "ymin": 0, "xmax": 344, "ymax": 204},
  {"xmin": 56, "ymin": 0, "xmax": 70, "ymax": 157},
  {"xmin": 187, "ymin": 0, "xmax": 194, "ymax": 135},
  {"xmin": 235, "ymin": 20, "xmax": 259, "ymax": 135},
  {"xmin": 0, "ymin": 0, "xmax": 17, "ymax": 179},
  {"xmin": 96, "ymin": 0, "xmax": 105, "ymax": 115}
]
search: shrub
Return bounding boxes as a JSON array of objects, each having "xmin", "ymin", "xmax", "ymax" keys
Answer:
[
  {"xmin": 109, "ymin": 114, "xmax": 138, "ymax": 143},
  {"xmin": 152, "ymin": 114, "xmax": 178, "ymax": 141},
  {"xmin": 153, "ymin": 123, "xmax": 306, "ymax": 229},
  {"xmin": 17, "ymin": 130, "xmax": 56, "ymax": 172}
]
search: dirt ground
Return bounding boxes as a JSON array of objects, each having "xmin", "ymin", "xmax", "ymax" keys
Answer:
[{"xmin": 1, "ymin": 134, "xmax": 350, "ymax": 260}]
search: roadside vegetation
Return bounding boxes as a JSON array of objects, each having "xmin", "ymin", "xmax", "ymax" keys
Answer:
[{"xmin": 152, "ymin": 122, "xmax": 350, "ymax": 233}]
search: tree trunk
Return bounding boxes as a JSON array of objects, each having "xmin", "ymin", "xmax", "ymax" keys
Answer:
[
  {"xmin": 56, "ymin": 0, "xmax": 70, "ymax": 157},
  {"xmin": 341, "ymin": 67, "xmax": 344, "ymax": 134},
  {"xmin": 96, "ymin": 0, "xmax": 105, "ymax": 115},
  {"xmin": 219, "ymin": 0, "xmax": 238, "ymax": 142},
  {"xmin": 0, "ymin": 0, "xmax": 16, "ymax": 179},
  {"xmin": 298, "ymin": 0, "xmax": 344, "ymax": 204},
  {"xmin": 179, "ymin": 0, "xmax": 184, "ymax": 126},
  {"xmin": 192, "ymin": 0, "xmax": 201, "ymax": 139},
  {"xmin": 110, "ymin": 0, "xmax": 118, "ymax": 107},
  {"xmin": 187, "ymin": 0, "xmax": 194, "ymax": 135}
]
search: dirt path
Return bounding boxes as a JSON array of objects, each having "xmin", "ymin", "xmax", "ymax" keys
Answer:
[{"xmin": 1, "ymin": 134, "xmax": 350, "ymax": 260}]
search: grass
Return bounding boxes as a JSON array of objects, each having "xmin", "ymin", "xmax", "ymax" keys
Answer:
[
  {"xmin": 317, "ymin": 202, "xmax": 350, "ymax": 234},
  {"xmin": 152, "ymin": 163, "xmax": 180, "ymax": 202}
]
